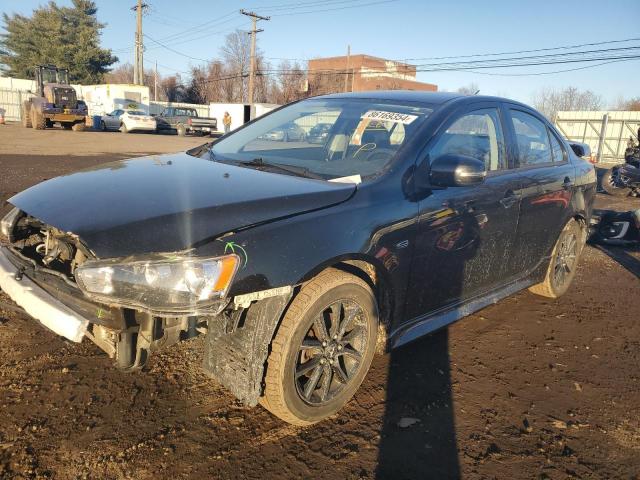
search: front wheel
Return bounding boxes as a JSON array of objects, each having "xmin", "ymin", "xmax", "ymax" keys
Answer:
[
  {"xmin": 261, "ymin": 268, "xmax": 378, "ymax": 425},
  {"xmin": 176, "ymin": 124, "xmax": 186, "ymax": 136},
  {"xmin": 21, "ymin": 104, "xmax": 32, "ymax": 128},
  {"xmin": 529, "ymin": 219, "xmax": 585, "ymax": 298},
  {"xmin": 602, "ymin": 167, "xmax": 631, "ymax": 197},
  {"xmin": 120, "ymin": 122, "xmax": 129, "ymax": 134}
]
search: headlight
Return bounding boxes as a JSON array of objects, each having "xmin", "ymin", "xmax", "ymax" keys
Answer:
[
  {"xmin": 76, "ymin": 254, "xmax": 239, "ymax": 313},
  {"xmin": 0, "ymin": 208, "xmax": 21, "ymax": 242}
]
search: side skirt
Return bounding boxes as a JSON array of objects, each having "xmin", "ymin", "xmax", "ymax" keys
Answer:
[{"xmin": 390, "ymin": 276, "xmax": 535, "ymax": 349}]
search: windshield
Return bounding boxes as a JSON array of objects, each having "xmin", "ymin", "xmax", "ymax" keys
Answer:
[{"xmin": 205, "ymin": 98, "xmax": 432, "ymax": 181}]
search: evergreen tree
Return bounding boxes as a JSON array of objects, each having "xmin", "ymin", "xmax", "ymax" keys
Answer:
[{"xmin": 0, "ymin": 0, "xmax": 117, "ymax": 83}]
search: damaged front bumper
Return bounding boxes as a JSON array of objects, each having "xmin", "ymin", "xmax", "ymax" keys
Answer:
[{"xmin": 0, "ymin": 247, "xmax": 89, "ymax": 342}]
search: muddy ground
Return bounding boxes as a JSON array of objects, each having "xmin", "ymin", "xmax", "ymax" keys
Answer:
[{"xmin": 0, "ymin": 123, "xmax": 639, "ymax": 479}]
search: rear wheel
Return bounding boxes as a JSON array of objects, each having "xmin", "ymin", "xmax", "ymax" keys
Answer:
[
  {"xmin": 100, "ymin": 121, "xmax": 107, "ymax": 132},
  {"xmin": 261, "ymin": 268, "xmax": 378, "ymax": 425},
  {"xmin": 602, "ymin": 167, "xmax": 630, "ymax": 197},
  {"xmin": 529, "ymin": 219, "xmax": 584, "ymax": 298},
  {"xmin": 31, "ymin": 107, "xmax": 46, "ymax": 130},
  {"xmin": 62, "ymin": 123, "xmax": 73, "ymax": 130},
  {"xmin": 71, "ymin": 122, "xmax": 85, "ymax": 132}
]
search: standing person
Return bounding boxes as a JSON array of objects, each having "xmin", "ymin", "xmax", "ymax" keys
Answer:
[{"xmin": 223, "ymin": 112, "xmax": 232, "ymax": 134}]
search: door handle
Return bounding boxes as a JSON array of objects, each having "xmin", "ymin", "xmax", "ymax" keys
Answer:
[
  {"xmin": 500, "ymin": 190, "xmax": 520, "ymax": 209},
  {"xmin": 562, "ymin": 177, "xmax": 574, "ymax": 190}
]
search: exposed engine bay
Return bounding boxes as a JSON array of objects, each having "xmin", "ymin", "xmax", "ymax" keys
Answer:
[{"xmin": 7, "ymin": 214, "xmax": 92, "ymax": 280}]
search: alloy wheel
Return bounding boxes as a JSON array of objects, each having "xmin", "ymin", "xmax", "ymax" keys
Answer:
[
  {"xmin": 294, "ymin": 300, "xmax": 368, "ymax": 406},
  {"xmin": 553, "ymin": 232, "xmax": 577, "ymax": 289}
]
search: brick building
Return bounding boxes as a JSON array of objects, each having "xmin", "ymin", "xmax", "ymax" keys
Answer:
[{"xmin": 307, "ymin": 54, "xmax": 437, "ymax": 94}]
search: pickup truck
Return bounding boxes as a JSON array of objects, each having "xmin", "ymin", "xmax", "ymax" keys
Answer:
[{"xmin": 155, "ymin": 107, "xmax": 218, "ymax": 136}]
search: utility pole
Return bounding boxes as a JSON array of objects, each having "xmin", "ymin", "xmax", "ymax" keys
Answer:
[
  {"xmin": 240, "ymin": 9, "xmax": 270, "ymax": 105},
  {"xmin": 154, "ymin": 61, "xmax": 158, "ymax": 101},
  {"xmin": 132, "ymin": 0, "xmax": 148, "ymax": 85},
  {"xmin": 344, "ymin": 45, "xmax": 351, "ymax": 92}
]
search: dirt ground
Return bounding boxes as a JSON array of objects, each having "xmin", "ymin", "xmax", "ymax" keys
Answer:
[{"xmin": 0, "ymin": 123, "xmax": 639, "ymax": 480}]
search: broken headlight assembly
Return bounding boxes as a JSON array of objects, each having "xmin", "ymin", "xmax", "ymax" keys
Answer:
[
  {"xmin": 0, "ymin": 207, "xmax": 21, "ymax": 242},
  {"xmin": 75, "ymin": 254, "xmax": 239, "ymax": 313}
]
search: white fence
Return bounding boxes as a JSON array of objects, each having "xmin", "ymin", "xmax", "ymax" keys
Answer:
[
  {"xmin": 0, "ymin": 88, "xmax": 34, "ymax": 122},
  {"xmin": 149, "ymin": 101, "xmax": 209, "ymax": 117},
  {"xmin": 555, "ymin": 111, "xmax": 640, "ymax": 164}
]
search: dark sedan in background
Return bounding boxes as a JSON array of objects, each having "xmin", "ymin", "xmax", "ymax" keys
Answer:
[
  {"xmin": 0, "ymin": 91, "xmax": 595, "ymax": 426},
  {"xmin": 307, "ymin": 122, "xmax": 333, "ymax": 143}
]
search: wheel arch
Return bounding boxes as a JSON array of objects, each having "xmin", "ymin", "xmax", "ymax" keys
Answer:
[{"xmin": 294, "ymin": 253, "xmax": 395, "ymax": 353}]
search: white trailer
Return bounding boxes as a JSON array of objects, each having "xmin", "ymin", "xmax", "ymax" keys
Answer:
[
  {"xmin": 78, "ymin": 84, "xmax": 150, "ymax": 117},
  {"xmin": 209, "ymin": 102, "xmax": 280, "ymax": 132}
]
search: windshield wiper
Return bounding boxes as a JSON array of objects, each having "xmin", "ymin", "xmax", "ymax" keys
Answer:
[
  {"xmin": 240, "ymin": 157, "xmax": 323, "ymax": 180},
  {"xmin": 186, "ymin": 141, "xmax": 214, "ymax": 158}
]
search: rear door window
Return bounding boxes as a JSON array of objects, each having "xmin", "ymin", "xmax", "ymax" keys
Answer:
[
  {"xmin": 510, "ymin": 110, "xmax": 552, "ymax": 166},
  {"xmin": 548, "ymin": 129, "xmax": 567, "ymax": 163}
]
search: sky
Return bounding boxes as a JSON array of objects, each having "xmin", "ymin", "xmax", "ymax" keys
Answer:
[{"xmin": 1, "ymin": 0, "xmax": 639, "ymax": 105}]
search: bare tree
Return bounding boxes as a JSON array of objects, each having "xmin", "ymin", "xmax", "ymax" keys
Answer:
[
  {"xmin": 532, "ymin": 86, "xmax": 603, "ymax": 120},
  {"xmin": 160, "ymin": 75, "xmax": 184, "ymax": 102},
  {"xmin": 457, "ymin": 82, "xmax": 479, "ymax": 95},
  {"xmin": 612, "ymin": 96, "xmax": 640, "ymax": 111},
  {"xmin": 220, "ymin": 30, "xmax": 252, "ymax": 103},
  {"xmin": 273, "ymin": 60, "xmax": 306, "ymax": 104},
  {"xmin": 104, "ymin": 63, "xmax": 134, "ymax": 84}
]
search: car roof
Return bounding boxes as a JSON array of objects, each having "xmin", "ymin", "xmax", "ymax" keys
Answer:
[{"xmin": 318, "ymin": 90, "xmax": 533, "ymax": 110}]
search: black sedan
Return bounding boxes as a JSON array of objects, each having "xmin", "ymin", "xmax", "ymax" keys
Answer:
[
  {"xmin": 0, "ymin": 91, "xmax": 596, "ymax": 426},
  {"xmin": 307, "ymin": 122, "xmax": 333, "ymax": 144}
]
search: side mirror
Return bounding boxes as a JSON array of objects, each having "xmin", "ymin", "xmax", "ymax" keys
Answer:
[
  {"xmin": 569, "ymin": 142, "xmax": 591, "ymax": 158},
  {"xmin": 429, "ymin": 154, "xmax": 487, "ymax": 187}
]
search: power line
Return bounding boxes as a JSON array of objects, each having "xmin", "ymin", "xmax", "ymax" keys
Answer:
[
  {"xmin": 260, "ymin": 36, "xmax": 640, "ymax": 65},
  {"xmin": 460, "ymin": 58, "xmax": 640, "ymax": 77},
  {"xmin": 270, "ymin": 0, "xmax": 397, "ymax": 16}
]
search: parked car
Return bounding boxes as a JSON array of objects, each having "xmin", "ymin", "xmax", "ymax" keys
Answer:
[
  {"xmin": 0, "ymin": 91, "xmax": 596, "ymax": 426},
  {"xmin": 154, "ymin": 107, "xmax": 218, "ymax": 136},
  {"xmin": 307, "ymin": 123, "xmax": 332, "ymax": 144},
  {"xmin": 260, "ymin": 121, "xmax": 306, "ymax": 142},
  {"xmin": 100, "ymin": 109, "xmax": 156, "ymax": 133}
]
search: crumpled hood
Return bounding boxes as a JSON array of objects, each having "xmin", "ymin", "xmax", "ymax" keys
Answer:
[{"xmin": 9, "ymin": 153, "xmax": 355, "ymax": 258}]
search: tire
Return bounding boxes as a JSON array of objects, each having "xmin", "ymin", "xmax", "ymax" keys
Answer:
[
  {"xmin": 31, "ymin": 106, "xmax": 46, "ymax": 130},
  {"xmin": 261, "ymin": 268, "xmax": 378, "ymax": 425},
  {"xmin": 529, "ymin": 219, "xmax": 585, "ymax": 298},
  {"xmin": 71, "ymin": 122, "xmax": 85, "ymax": 132},
  {"xmin": 176, "ymin": 123, "xmax": 186, "ymax": 137},
  {"xmin": 120, "ymin": 122, "xmax": 129, "ymax": 134},
  {"xmin": 62, "ymin": 123, "xmax": 73, "ymax": 130},
  {"xmin": 100, "ymin": 121, "xmax": 107, "ymax": 132},
  {"xmin": 21, "ymin": 104, "xmax": 32, "ymax": 128},
  {"xmin": 602, "ymin": 167, "xmax": 630, "ymax": 197}
]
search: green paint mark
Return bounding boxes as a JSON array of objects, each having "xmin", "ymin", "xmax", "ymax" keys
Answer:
[
  {"xmin": 96, "ymin": 308, "xmax": 105, "ymax": 319},
  {"xmin": 218, "ymin": 239, "xmax": 249, "ymax": 268}
]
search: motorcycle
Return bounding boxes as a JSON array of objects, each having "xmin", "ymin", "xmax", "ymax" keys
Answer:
[
  {"xmin": 602, "ymin": 146, "xmax": 640, "ymax": 197},
  {"xmin": 590, "ymin": 208, "xmax": 640, "ymax": 245}
]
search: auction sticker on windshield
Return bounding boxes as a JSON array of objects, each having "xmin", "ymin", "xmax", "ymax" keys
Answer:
[{"xmin": 361, "ymin": 110, "xmax": 418, "ymax": 124}]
